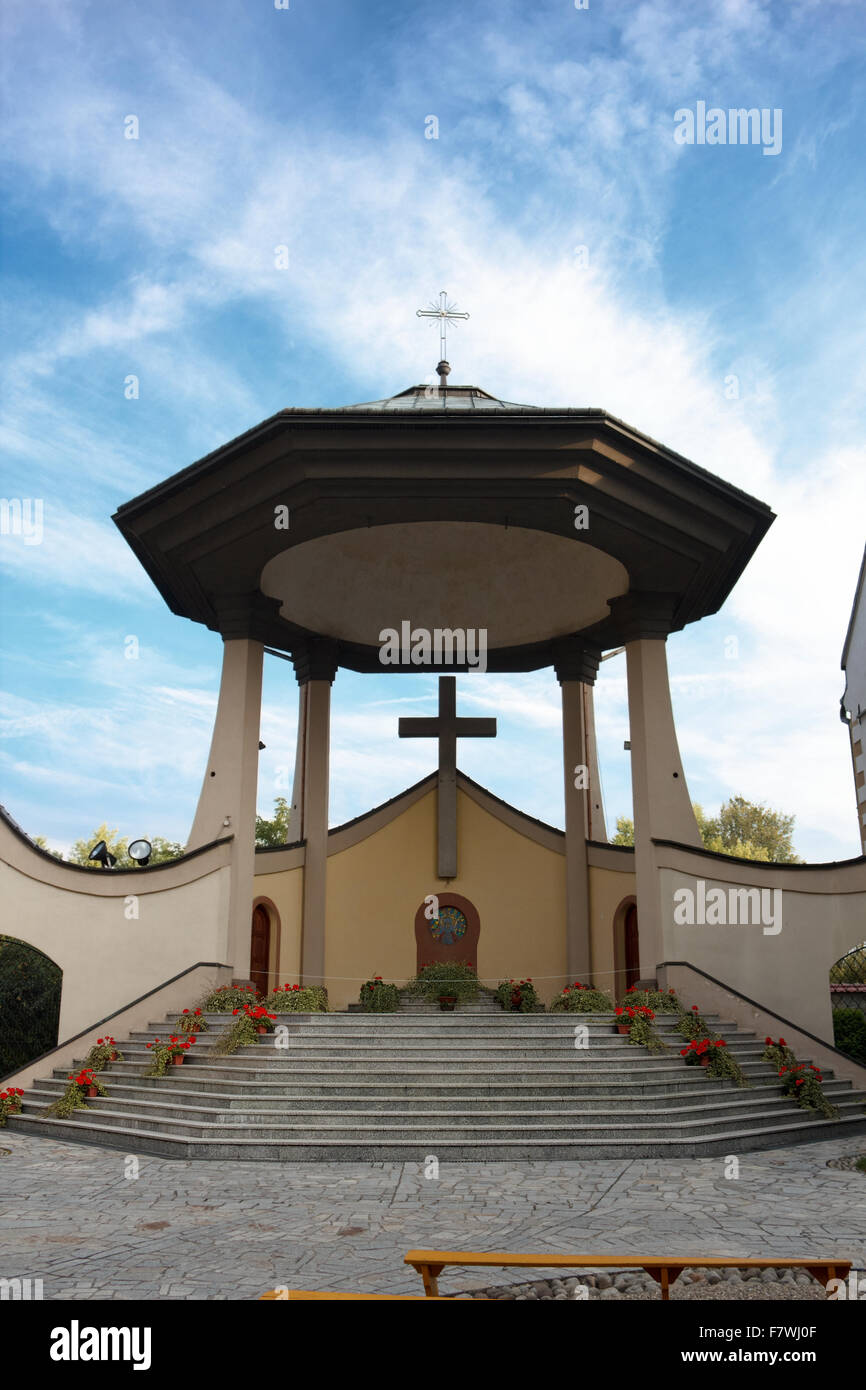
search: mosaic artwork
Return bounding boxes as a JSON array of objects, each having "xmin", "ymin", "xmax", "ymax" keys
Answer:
[{"xmin": 429, "ymin": 905, "xmax": 467, "ymax": 944}]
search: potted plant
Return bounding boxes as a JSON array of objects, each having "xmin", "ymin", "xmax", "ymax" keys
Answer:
[
  {"xmin": 215, "ymin": 1005, "xmax": 278, "ymax": 1055},
  {"xmin": 681, "ymin": 1037, "xmax": 714, "ymax": 1068},
  {"xmin": 614, "ymin": 1006, "xmax": 632, "ymax": 1035},
  {"xmin": 145, "ymin": 1035, "xmax": 196, "ymax": 1075},
  {"xmin": 778, "ymin": 1060, "xmax": 838, "ymax": 1118},
  {"xmin": 494, "ymin": 979, "xmax": 539, "ymax": 1013},
  {"xmin": 550, "ymin": 982, "xmax": 613, "ymax": 1013},
  {"xmin": 264, "ymin": 984, "xmax": 329, "ymax": 1013},
  {"xmin": 359, "ymin": 977, "xmax": 402, "ymax": 1012},
  {"xmin": 408, "ymin": 961, "xmax": 479, "ymax": 1009},
  {"xmin": 176, "ymin": 1008, "xmax": 209, "ymax": 1035},
  {"xmin": 85, "ymin": 1036, "xmax": 123, "ymax": 1071},
  {"xmin": 46, "ymin": 1069, "xmax": 107, "ymax": 1117},
  {"xmin": 0, "ymin": 1087, "xmax": 24, "ymax": 1126},
  {"xmin": 246, "ymin": 1005, "xmax": 278, "ymax": 1035}
]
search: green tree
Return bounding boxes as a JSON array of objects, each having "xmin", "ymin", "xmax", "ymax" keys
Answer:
[
  {"xmin": 701, "ymin": 795, "xmax": 800, "ymax": 863},
  {"xmin": 255, "ymin": 796, "xmax": 292, "ymax": 848},
  {"xmin": 611, "ymin": 815, "xmax": 635, "ymax": 846},
  {"xmin": 32, "ymin": 835, "xmax": 64, "ymax": 861},
  {"xmin": 609, "ymin": 797, "xmax": 799, "ymax": 863}
]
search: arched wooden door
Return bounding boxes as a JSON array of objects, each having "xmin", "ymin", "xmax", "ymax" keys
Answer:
[
  {"xmin": 624, "ymin": 904, "xmax": 640, "ymax": 988},
  {"xmin": 250, "ymin": 904, "xmax": 271, "ymax": 997},
  {"xmin": 414, "ymin": 893, "xmax": 480, "ymax": 974}
]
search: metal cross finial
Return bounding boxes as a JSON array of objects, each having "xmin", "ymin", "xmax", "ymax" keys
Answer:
[{"xmin": 416, "ymin": 291, "xmax": 469, "ymax": 387}]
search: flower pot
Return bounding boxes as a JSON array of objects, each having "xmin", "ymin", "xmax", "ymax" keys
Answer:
[
  {"xmin": 172, "ymin": 1053, "xmax": 184, "ymax": 1066},
  {"xmin": 256, "ymin": 1026, "xmax": 268, "ymax": 1035},
  {"xmin": 86, "ymin": 1085, "xmax": 98, "ymax": 1098},
  {"xmin": 109, "ymin": 1051, "xmax": 118, "ymax": 1061},
  {"xmin": 699, "ymin": 1054, "xmax": 711, "ymax": 1067},
  {"xmin": 438, "ymin": 995, "xmax": 457, "ymax": 1012},
  {"xmin": 616, "ymin": 1024, "xmax": 630, "ymax": 1035}
]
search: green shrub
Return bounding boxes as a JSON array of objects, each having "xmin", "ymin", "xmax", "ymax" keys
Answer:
[
  {"xmin": 409, "ymin": 962, "xmax": 479, "ymax": 1003},
  {"xmin": 359, "ymin": 978, "xmax": 401, "ymax": 1012},
  {"xmin": 680, "ymin": 1037, "xmax": 749, "ymax": 1087},
  {"xmin": 761, "ymin": 1036, "xmax": 797, "ymax": 1071},
  {"xmin": 0, "ymin": 1087, "xmax": 24, "ymax": 1126},
  {"xmin": 83, "ymin": 1037, "xmax": 123, "ymax": 1073},
  {"xmin": 550, "ymin": 982, "xmax": 612, "ymax": 1013},
  {"xmin": 677, "ymin": 1005, "xmax": 716, "ymax": 1043},
  {"xmin": 46, "ymin": 1068, "xmax": 107, "ymax": 1118},
  {"xmin": 833, "ymin": 1008, "xmax": 866, "ymax": 1064},
  {"xmin": 144, "ymin": 1034, "xmax": 197, "ymax": 1075},
  {"xmin": 264, "ymin": 985, "xmax": 329, "ymax": 1013},
  {"xmin": 176, "ymin": 1009, "xmax": 209, "ymax": 1035},
  {"xmin": 619, "ymin": 987, "xmax": 681, "ymax": 1014},
  {"xmin": 0, "ymin": 936, "xmax": 61, "ymax": 1077},
  {"xmin": 779, "ymin": 1061, "xmax": 837, "ymax": 1118},
  {"xmin": 494, "ymin": 979, "xmax": 540, "ymax": 1013},
  {"xmin": 201, "ymin": 984, "xmax": 262, "ymax": 1012},
  {"xmin": 615, "ymin": 1005, "xmax": 667, "ymax": 1053}
]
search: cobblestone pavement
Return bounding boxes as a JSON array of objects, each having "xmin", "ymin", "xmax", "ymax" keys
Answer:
[{"xmin": 1, "ymin": 1133, "xmax": 864, "ymax": 1300}]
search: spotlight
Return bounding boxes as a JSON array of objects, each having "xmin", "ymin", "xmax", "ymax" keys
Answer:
[
  {"xmin": 88, "ymin": 839, "xmax": 117, "ymax": 870},
  {"xmin": 128, "ymin": 838, "xmax": 153, "ymax": 868}
]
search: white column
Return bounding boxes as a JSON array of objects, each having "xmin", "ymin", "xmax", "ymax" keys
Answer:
[
  {"xmin": 187, "ymin": 637, "xmax": 264, "ymax": 975},
  {"xmin": 624, "ymin": 630, "xmax": 702, "ymax": 977},
  {"xmin": 555, "ymin": 640, "xmax": 601, "ymax": 984},
  {"xmin": 292, "ymin": 640, "xmax": 337, "ymax": 988}
]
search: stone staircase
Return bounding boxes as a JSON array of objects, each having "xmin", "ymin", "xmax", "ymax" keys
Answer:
[{"xmin": 8, "ymin": 1006, "xmax": 866, "ymax": 1161}]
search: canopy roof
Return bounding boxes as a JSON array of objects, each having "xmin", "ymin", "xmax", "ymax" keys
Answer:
[{"xmin": 113, "ymin": 384, "xmax": 775, "ymax": 674}]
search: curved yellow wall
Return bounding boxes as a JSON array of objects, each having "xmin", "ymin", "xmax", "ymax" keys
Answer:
[{"xmin": 254, "ymin": 788, "xmax": 636, "ymax": 1011}]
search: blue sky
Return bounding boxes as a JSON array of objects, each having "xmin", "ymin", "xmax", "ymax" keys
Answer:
[{"xmin": 1, "ymin": 0, "xmax": 865, "ymax": 861}]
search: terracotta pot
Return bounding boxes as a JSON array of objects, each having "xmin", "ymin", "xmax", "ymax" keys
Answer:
[
  {"xmin": 256, "ymin": 1026, "xmax": 268, "ymax": 1035},
  {"xmin": 617, "ymin": 1024, "xmax": 630, "ymax": 1035},
  {"xmin": 87, "ymin": 1085, "xmax": 98, "ymax": 1098},
  {"xmin": 172, "ymin": 1053, "xmax": 184, "ymax": 1066},
  {"xmin": 109, "ymin": 1051, "xmax": 118, "ymax": 1061},
  {"xmin": 438, "ymin": 995, "xmax": 457, "ymax": 1012},
  {"xmin": 699, "ymin": 1053, "xmax": 711, "ymax": 1067}
]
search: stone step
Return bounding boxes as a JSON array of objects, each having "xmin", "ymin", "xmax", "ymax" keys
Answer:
[
  {"xmin": 9, "ymin": 1109, "xmax": 866, "ymax": 1161},
  {"xmin": 120, "ymin": 1038, "xmax": 767, "ymax": 1060},
  {"xmin": 14, "ymin": 992, "xmax": 861, "ymax": 1163},
  {"xmin": 28, "ymin": 1076, "xmax": 863, "ymax": 1114},
  {"xmin": 35, "ymin": 1074, "xmax": 816, "ymax": 1103},
  {"xmin": 18, "ymin": 1098, "xmax": 866, "ymax": 1143},
  {"xmin": 25, "ymin": 1084, "xmax": 864, "ymax": 1127}
]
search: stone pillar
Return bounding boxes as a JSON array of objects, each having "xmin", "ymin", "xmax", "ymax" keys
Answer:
[
  {"xmin": 292, "ymin": 639, "xmax": 338, "ymax": 987},
  {"xmin": 187, "ymin": 636, "xmax": 264, "ymax": 975},
  {"xmin": 610, "ymin": 593, "xmax": 702, "ymax": 979},
  {"xmin": 582, "ymin": 681, "xmax": 607, "ymax": 843},
  {"xmin": 555, "ymin": 639, "xmax": 602, "ymax": 984}
]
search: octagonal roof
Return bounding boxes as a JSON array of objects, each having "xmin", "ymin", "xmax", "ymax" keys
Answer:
[{"xmin": 113, "ymin": 384, "xmax": 775, "ymax": 673}]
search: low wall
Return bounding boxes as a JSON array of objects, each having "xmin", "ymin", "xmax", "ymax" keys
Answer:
[
  {"xmin": 0, "ymin": 808, "xmax": 234, "ymax": 1039},
  {"xmin": 1, "ymin": 961, "xmax": 234, "ymax": 1090},
  {"xmin": 653, "ymin": 840, "xmax": 866, "ymax": 1042},
  {"xmin": 658, "ymin": 961, "xmax": 866, "ymax": 1089}
]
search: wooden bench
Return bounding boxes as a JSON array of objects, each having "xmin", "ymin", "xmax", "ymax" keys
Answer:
[
  {"xmin": 260, "ymin": 1287, "xmax": 485, "ymax": 1300},
  {"xmin": 404, "ymin": 1250, "xmax": 851, "ymax": 1300}
]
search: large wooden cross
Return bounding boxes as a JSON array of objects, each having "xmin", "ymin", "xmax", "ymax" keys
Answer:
[{"xmin": 399, "ymin": 676, "xmax": 496, "ymax": 878}]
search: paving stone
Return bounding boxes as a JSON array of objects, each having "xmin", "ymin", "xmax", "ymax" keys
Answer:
[{"xmin": 1, "ymin": 1130, "xmax": 863, "ymax": 1299}]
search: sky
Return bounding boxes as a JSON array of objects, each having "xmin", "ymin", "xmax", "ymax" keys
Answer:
[{"xmin": 1, "ymin": 0, "xmax": 865, "ymax": 863}]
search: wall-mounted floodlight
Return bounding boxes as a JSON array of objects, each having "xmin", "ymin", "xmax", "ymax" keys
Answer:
[
  {"xmin": 88, "ymin": 840, "xmax": 117, "ymax": 870},
  {"xmin": 128, "ymin": 838, "xmax": 153, "ymax": 868}
]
